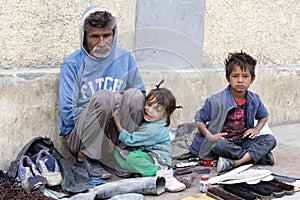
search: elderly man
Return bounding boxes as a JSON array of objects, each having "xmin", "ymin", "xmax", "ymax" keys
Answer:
[{"xmin": 59, "ymin": 5, "xmax": 146, "ymax": 179}]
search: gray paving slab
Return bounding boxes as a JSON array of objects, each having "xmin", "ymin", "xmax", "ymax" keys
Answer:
[{"xmin": 271, "ymin": 123, "xmax": 300, "ymax": 147}]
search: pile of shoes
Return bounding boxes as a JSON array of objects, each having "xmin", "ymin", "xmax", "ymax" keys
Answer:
[
  {"xmin": 208, "ymin": 164, "xmax": 297, "ymax": 200},
  {"xmin": 18, "ymin": 149, "xmax": 62, "ymax": 190},
  {"xmin": 207, "ymin": 179, "xmax": 296, "ymax": 200},
  {"xmin": 222, "ymin": 180, "xmax": 294, "ymax": 200}
]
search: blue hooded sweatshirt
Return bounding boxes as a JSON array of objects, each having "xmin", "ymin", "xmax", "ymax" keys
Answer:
[{"xmin": 59, "ymin": 6, "xmax": 146, "ymax": 136}]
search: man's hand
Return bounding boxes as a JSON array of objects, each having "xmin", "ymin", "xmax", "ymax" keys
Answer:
[
  {"xmin": 112, "ymin": 111, "xmax": 123, "ymax": 133},
  {"xmin": 106, "ymin": 135, "xmax": 115, "ymax": 154},
  {"xmin": 64, "ymin": 134, "xmax": 69, "ymax": 143}
]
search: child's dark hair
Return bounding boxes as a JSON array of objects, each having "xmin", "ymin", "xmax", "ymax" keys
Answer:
[
  {"xmin": 224, "ymin": 51, "xmax": 257, "ymax": 81},
  {"xmin": 145, "ymin": 80, "xmax": 181, "ymax": 126}
]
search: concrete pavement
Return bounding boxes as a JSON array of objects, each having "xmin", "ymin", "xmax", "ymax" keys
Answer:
[{"xmin": 142, "ymin": 123, "xmax": 300, "ymax": 200}]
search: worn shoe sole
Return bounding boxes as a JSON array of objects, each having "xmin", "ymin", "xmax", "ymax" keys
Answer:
[
  {"xmin": 207, "ymin": 186, "xmax": 243, "ymax": 200},
  {"xmin": 99, "ymin": 173, "xmax": 112, "ymax": 180},
  {"xmin": 219, "ymin": 169, "xmax": 272, "ymax": 184},
  {"xmin": 270, "ymin": 179, "xmax": 295, "ymax": 195},
  {"xmin": 175, "ymin": 167, "xmax": 193, "ymax": 175}
]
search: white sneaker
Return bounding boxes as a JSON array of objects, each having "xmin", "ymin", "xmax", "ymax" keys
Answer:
[
  {"xmin": 18, "ymin": 155, "xmax": 43, "ymax": 188},
  {"xmin": 156, "ymin": 169, "xmax": 186, "ymax": 192},
  {"xmin": 36, "ymin": 150, "xmax": 62, "ymax": 186},
  {"xmin": 217, "ymin": 157, "xmax": 235, "ymax": 173}
]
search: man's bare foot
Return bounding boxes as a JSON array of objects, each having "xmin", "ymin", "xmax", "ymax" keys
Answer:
[{"xmin": 77, "ymin": 151, "xmax": 88, "ymax": 162}]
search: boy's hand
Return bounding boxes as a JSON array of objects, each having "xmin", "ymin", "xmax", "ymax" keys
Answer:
[
  {"xmin": 243, "ymin": 128, "xmax": 259, "ymax": 139},
  {"xmin": 206, "ymin": 132, "xmax": 227, "ymax": 142}
]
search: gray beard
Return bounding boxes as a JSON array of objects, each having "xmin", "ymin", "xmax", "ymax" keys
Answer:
[{"xmin": 90, "ymin": 45, "xmax": 111, "ymax": 59}]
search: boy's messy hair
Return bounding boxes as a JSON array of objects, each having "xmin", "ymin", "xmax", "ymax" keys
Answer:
[
  {"xmin": 224, "ymin": 50, "xmax": 257, "ymax": 81},
  {"xmin": 145, "ymin": 80, "xmax": 182, "ymax": 126}
]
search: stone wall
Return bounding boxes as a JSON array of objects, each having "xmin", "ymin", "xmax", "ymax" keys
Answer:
[
  {"xmin": 0, "ymin": 0, "xmax": 136, "ymax": 69},
  {"xmin": 202, "ymin": 0, "xmax": 300, "ymax": 68}
]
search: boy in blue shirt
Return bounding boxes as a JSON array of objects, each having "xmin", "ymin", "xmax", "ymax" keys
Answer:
[{"xmin": 190, "ymin": 51, "xmax": 277, "ymax": 173}]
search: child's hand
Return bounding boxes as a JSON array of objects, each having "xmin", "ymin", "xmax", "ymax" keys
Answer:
[
  {"xmin": 206, "ymin": 132, "xmax": 227, "ymax": 142},
  {"xmin": 113, "ymin": 111, "xmax": 120, "ymax": 123},
  {"xmin": 243, "ymin": 128, "xmax": 259, "ymax": 139}
]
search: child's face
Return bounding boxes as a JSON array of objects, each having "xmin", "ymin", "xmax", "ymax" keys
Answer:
[
  {"xmin": 143, "ymin": 98, "xmax": 166, "ymax": 123},
  {"xmin": 228, "ymin": 66, "xmax": 254, "ymax": 95}
]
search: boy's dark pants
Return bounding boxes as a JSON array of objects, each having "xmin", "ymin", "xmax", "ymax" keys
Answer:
[{"xmin": 212, "ymin": 134, "xmax": 277, "ymax": 163}]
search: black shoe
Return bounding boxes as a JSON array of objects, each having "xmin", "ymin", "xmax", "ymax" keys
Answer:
[
  {"xmin": 242, "ymin": 183, "xmax": 273, "ymax": 199},
  {"xmin": 114, "ymin": 165, "xmax": 133, "ymax": 178},
  {"xmin": 82, "ymin": 159, "xmax": 111, "ymax": 179},
  {"xmin": 223, "ymin": 184, "xmax": 258, "ymax": 200},
  {"xmin": 114, "ymin": 165, "xmax": 141, "ymax": 178},
  {"xmin": 258, "ymin": 181, "xmax": 285, "ymax": 198},
  {"xmin": 258, "ymin": 152, "xmax": 275, "ymax": 165}
]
